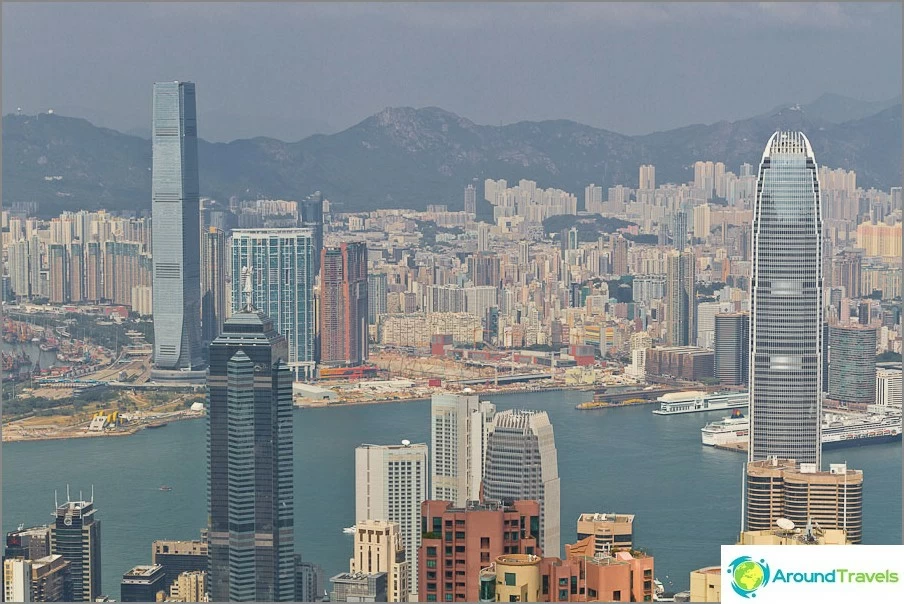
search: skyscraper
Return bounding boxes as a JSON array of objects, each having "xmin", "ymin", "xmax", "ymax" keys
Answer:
[
  {"xmin": 230, "ymin": 229, "xmax": 316, "ymax": 380},
  {"xmin": 482, "ymin": 409, "xmax": 561, "ymax": 557},
  {"xmin": 50, "ymin": 497, "xmax": 101, "ymax": 602},
  {"xmin": 464, "ymin": 184, "xmax": 477, "ymax": 215},
  {"xmin": 367, "ymin": 273, "xmax": 388, "ymax": 325},
  {"xmin": 671, "ymin": 210, "xmax": 688, "ymax": 251},
  {"xmin": 320, "ymin": 242, "xmax": 368, "ymax": 366},
  {"xmin": 348, "ymin": 520, "xmax": 410, "ymax": 602},
  {"xmin": 207, "ymin": 283, "xmax": 295, "ymax": 602},
  {"xmin": 430, "ymin": 393, "xmax": 497, "ymax": 506},
  {"xmin": 151, "ymin": 81, "xmax": 204, "ymax": 375},
  {"xmin": 714, "ymin": 313, "xmax": 749, "ymax": 386},
  {"xmin": 355, "ymin": 442, "xmax": 427, "ymax": 601},
  {"xmin": 299, "ymin": 191, "xmax": 324, "ymax": 276},
  {"xmin": 827, "ymin": 325, "xmax": 877, "ymax": 404},
  {"xmin": 201, "ymin": 227, "xmax": 227, "ymax": 346},
  {"xmin": 666, "ymin": 250, "xmax": 696, "ymax": 346},
  {"xmin": 748, "ymin": 131, "xmax": 824, "ymax": 467},
  {"xmin": 638, "ymin": 164, "xmax": 656, "ymax": 191}
]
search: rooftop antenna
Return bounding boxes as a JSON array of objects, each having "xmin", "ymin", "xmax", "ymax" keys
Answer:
[
  {"xmin": 66, "ymin": 484, "xmax": 70, "ymax": 502},
  {"xmin": 242, "ymin": 266, "xmax": 254, "ymax": 312},
  {"xmin": 91, "ymin": 485, "xmax": 95, "ymax": 503},
  {"xmin": 55, "ymin": 489, "xmax": 58, "ymax": 510}
]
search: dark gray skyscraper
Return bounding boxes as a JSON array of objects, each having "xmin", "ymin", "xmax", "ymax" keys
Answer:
[
  {"xmin": 748, "ymin": 132, "xmax": 823, "ymax": 467},
  {"xmin": 666, "ymin": 250, "xmax": 696, "ymax": 346},
  {"xmin": 208, "ymin": 274, "xmax": 295, "ymax": 601},
  {"xmin": 151, "ymin": 81, "xmax": 204, "ymax": 376},
  {"xmin": 300, "ymin": 191, "xmax": 324, "ymax": 276},
  {"xmin": 714, "ymin": 312, "xmax": 749, "ymax": 386},
  {"xmin": 827, "ymin": 325, "xmax": 877, "ymax": 404},
  {"xmin": 50, "ymin": 496, "xmax": 101, "ymax": 602}
]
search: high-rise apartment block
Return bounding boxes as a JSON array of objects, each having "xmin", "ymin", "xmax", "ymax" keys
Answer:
[
  {"xmin": 876, "ymin": 367, "xmax": 902, "ymax": 407},
  {"xmin": 666, "ymin": 250, "xmax": 696, "ymax": 346},
  {"xmin": 745, "ymin": 458, "xmax": 862, "ymax": 543},
  {"xmin": 483, "ymin": 409, "xmax": 561, "ymax": 558},
  {"xmin": 639, "ymin": 164, "xmax": 656, "ymax": 191},
  {"xmin": 355, "ymin": 442, "xmax": 427, "ymax": 601},
  {"xmin": 50, "ymin": 498, "xmax": 101, "ymax": 602},
  {"xmin": 201, "ymin": 227, "xmax": 227, "ymax": 345},
  {"xmin": 207, "ymin": 304, "xmax": 295, "ymax": 601},
  {"xmin": 368, "ymin": 273, "xmax": 389, "ymax": 325},
  {"xmin": 321, "ymin": 242, "xmax": 369, "ymax": 366},
  {"xmin": 430, "ymin": 393, "xmax": 496, "ymax": 506},
  {"xmin": 464, "ymin": 184, "xmax": 477, "ymax": 215},
  {"xmin": 230, "ymin": 229, "xmax": 316, "ymax": 379},
  {"xmin": 348, "ymin": 520, "xmax": 410, "ymax": 602},
  {"xmin": 749, "ymin": 132, "xmax": 824, "ymax": 467},
  {"xmin": 714, "ymin": 313, "xmax": 749, "ymax": 386},
  {"xmin": 418, "ymin": 499, "xmax": 542, "ymax": 603},
  {"xmin": 151, "ymin": 81, "xmax": 204, "ymax": 375},
  {"xmin": 827, "ymin": 325, "xmax": 877, "ymax": 404},
  {"xmin": 5, "ymin": 525, "xmax": 51, "ymax": 561},
  {"xmin": 575, "ymin": 513, "xmax": 634, "ymax": 554},
  {"xmin": 4, "ymin": 555, "xmax": 72, "ymax": 603}
]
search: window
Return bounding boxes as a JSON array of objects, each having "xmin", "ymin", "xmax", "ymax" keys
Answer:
[
  {"xmin": 571, "ymin": 576, "xmax": 577, "ymax": 595},
  {"xmin": 480, "ymin": 537, "xmax": 490, "ymax": 548},
  {"xmin": 481, "ymin": 552, "xmax": 490, "ymax": 563},
  {"xmin": 588, "ymin": 588, "xmax": 597, "ymax": 599},
  {"xmin": 444, "ymin": 595, "xmax": 452, "ymax": 602},
  {"xmin": 426, "ymin": 596, "xmax": 436, "ymax": 602},
  {"xmin": 644, "ymin": 580, "xmax": 652, "ymax": 590},
  {"xmin": 445, "ymin": 546, "xmax": 453, "ymax": 556},
  {"xmin": 426, "ymin": 560, "xmax": 437, "ymax": 569},
  {"xmin": 428, "ymin": 572, "xmax": 437, "ymax": 580},
  {"xmin": 427, "ymin": 583, "xmax": 437, "ymax": 591},
  {"xmin": 559, "ymin": 579, "xmax": 568, "ymax": 587},
  {"xmin": 613, "ymin": 590, "xmax": 621, "ymax": 601},
  {"xmin": 455, "ymin": 531, "xmax": 465, "ymax": 539},
  {"xmin": 542, "ymin": 575, "xmax": 549, "ymax": 595},
  {"xmin": 509, "ymin": 596, "xmax": 520, "ymax": 602},
  {"xmin": 455, "ymin": 545, "xmax": 465, "ymax": 553},
  {"xmin": 427, "ymin": 547, "xmax": 437, "ymax": 557},
  {"xmin": 525, "ymin": 547, "xmax": 534, "ymax": 555},
  {"xmin": 559, "ymin": 589, "xmax": 568, "ymax": 600},
  {"xmin": 530, "ymin": 516, "xmax": 540, "ymax": 536},
  {"xmin": 643, "ymin": 569, "xmax": 652, "ymax": 579},
  {"xmin": 505, "ymin": 573, "xmax": 517, "ymax": 587},
  {"xmin": 445, "ymin": 583, "xmax": 453, "ymax": 591}
]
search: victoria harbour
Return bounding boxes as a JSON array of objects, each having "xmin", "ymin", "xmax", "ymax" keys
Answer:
[{"xmin": 3, "ymin": 389, "xmax": 901, "ymax": 597}]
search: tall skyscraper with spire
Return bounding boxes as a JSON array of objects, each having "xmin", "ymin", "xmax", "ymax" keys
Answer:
[
  {"xmin": 207, "ymin": 269, "xmax": 295, "ymax": 601},
  {"xmin": 748, "ymin": 131, "xmax": 824, "ymax": 467},
  {"xmin": 151, "ymin": 81, "xmax": 204, "ymax": 376}
]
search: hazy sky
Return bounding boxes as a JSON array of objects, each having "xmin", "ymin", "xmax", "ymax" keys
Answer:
[{"xmin": 3, "ymin": 2, "xmax": 901, "ymax": 142}]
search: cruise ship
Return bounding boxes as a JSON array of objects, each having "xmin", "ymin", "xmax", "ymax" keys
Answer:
[
  {"xmin": 652, "ymin": 391, "xmax": 748, "ymax": 415},
  {"xmin": 701, "ymin": 409, "xmax": 902, "ymax": 448}
]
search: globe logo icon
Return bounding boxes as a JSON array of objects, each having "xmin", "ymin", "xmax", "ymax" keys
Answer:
[{"xmin": 727, "ymin": 556, "xmax": 771, "ymax": 598}]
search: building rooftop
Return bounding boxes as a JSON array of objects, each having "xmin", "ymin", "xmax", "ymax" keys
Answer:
[
  {"xmin": 578, "ymin": 513, "xmax": 634, "ymax": 523},
  {"xmin": 122, "ymin": 564, "xmax": 163, "ymax": 579}
]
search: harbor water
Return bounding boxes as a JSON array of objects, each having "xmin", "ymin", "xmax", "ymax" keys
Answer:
[{"xmin": 2, "ymin": 389, "xmax": 901, "ymax": 597}]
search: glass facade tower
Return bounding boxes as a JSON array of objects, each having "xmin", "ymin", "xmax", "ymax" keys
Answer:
[
  {"xmin": 230, "ymin": 229, "xmax": 316, "ymax": 380},
  {"xmin": 207, "ymin": 308, "xmax": 295, "ymax": 601},
  {"xmin": 748, "ymin": 131, "xmax": 824, "ymax": 467},
  {"xmin": 151, "ymin": 81, "xmax": 204, "ymax": 372}
]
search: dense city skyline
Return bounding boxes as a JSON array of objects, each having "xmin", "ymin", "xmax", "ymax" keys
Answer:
[{"xmin": 2, "ymin": 3, "xmax": 902, "ymax": 603}]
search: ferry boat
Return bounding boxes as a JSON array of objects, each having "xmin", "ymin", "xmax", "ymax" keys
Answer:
[
  {"xmin": 159, "ymin": 485, "xmax": 173, "ymax": 492},
  {"xmin": 652, "ymin": 391, "xmax": 748, "ymax": 415},
  {"xmin": 342, "ymin": 526, "xmax": 356, "ymax": 535},
  {"xmin": 701, "ymin": 409, "xmax": 902, "ymax": 449},
  {"xmin": 700, "ymin": 410, "xmax": 748, "ymax": 445}
]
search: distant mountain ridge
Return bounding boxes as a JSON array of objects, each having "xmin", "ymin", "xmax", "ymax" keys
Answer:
[{"xmin": 2, "ymin": 99, "xmax": 901, "ymax": 217}]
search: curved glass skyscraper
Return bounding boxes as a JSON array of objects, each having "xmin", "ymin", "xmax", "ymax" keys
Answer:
[
  {"xmin": 152, "ymin": 81, "xmax": 204, "ymax": 373},
  {"xmin": 748, "ymin": 132, "xmax": 823, "ymax": 467}
]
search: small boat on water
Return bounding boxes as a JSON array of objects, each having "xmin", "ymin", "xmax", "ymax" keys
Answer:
[
  {"xmin": 342, "ymin": 526, "xmax": 356, "ymax": 534},
  {"xmin": 159, "ymin": 485, "xmax": 173, "ymax": 491}
]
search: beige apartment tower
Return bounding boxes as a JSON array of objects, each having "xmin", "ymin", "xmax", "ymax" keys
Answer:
[
  {"xmin": 575, "ymin": 513, "xmax": 634, "ymax": 554},
  {"xmin": 349, "ymin": 520, "xmax": 409, "ymax": 602},
  {"xmin": 745, "ymin": 458, "xmax": 863, "ymax": 543}
]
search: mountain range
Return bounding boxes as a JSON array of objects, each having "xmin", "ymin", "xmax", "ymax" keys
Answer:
[{"xmin": 2, "ymin": 95, "xmax": 900, "ymax": 217}]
